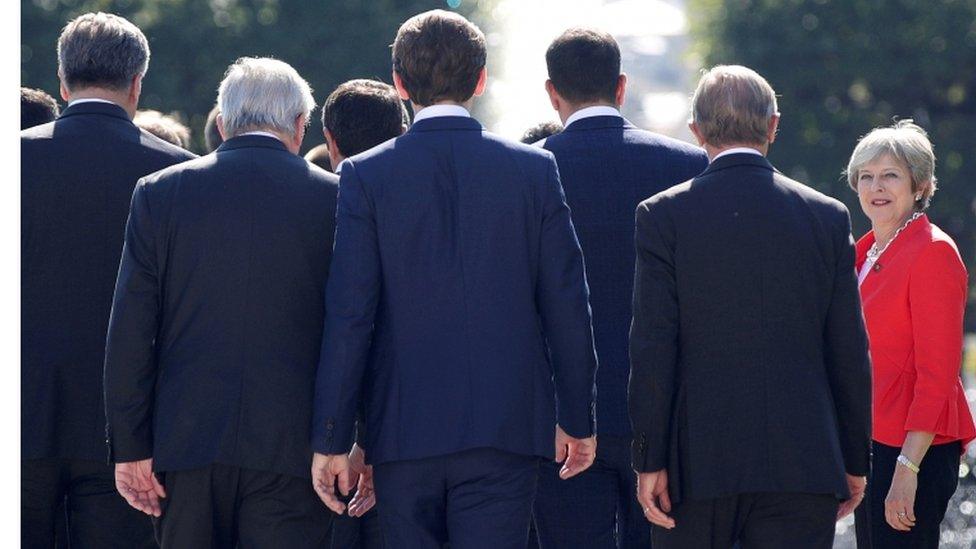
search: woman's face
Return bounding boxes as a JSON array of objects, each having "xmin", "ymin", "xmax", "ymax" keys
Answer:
[{"xmin": 856, "ymin": 154, "xmax": 918, "ymax": 231}]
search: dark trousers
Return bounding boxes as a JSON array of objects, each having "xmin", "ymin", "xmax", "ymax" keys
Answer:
[
  {"xmin": 372, "ymin": 447, "xmax": 540, "ymax": 549},
  {"xmin": 331, "ymin": 506, "xmax": 385, "ymax": 549},
  {"xmin": 854, "ymin": 440, "xmax": 960, "ymax": 548},
  {"xmin": 651, "ymin": 492, "xmax": 838, "ymax": 549},
  {"xmin": 153, "ymin": 464, "xmax": 332, "ymax": 549},
  {"xmin": 533, "ymin": 435, "xmax": 651, "ymax": 548},
  {"xmin": 22, "ymin": 458, "xmax": 156, "ymax": 549}
]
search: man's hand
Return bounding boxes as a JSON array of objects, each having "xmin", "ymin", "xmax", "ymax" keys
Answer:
[
  {"xmin": 311, "ymin": 452, "xmax": 357, "ymax": 514},
  {"xmin": 346, "ymin": 444, "xmax": 376, "ymax": 517},
  {"xmin": 554, "ymin": 424, "xmax": 597, "ymax": 479},
  {"xmin": 115, "ymin": 458, "xmax": 166, "ymax": 517},
  {"xmin": 837, "ymin": 474, "xmax": 867, "ymax": 520},
  {"xmin": 637, "ymin": 469, "xmax": 675, "ymax": 529}
]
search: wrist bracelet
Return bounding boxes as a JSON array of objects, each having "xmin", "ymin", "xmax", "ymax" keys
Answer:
[{"xmin": 897, "ymin": 454, "xmax": 920, "ymax": 474}]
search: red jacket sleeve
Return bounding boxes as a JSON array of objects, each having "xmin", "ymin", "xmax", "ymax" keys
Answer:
[{"xmin": 904, "ymin": 239, "xmax": 969, "ymax": 437}]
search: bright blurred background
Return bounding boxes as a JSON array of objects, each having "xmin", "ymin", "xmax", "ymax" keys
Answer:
[{"xmin": 21, "ymin": 1, "xmax": 976, "ymax": 546}]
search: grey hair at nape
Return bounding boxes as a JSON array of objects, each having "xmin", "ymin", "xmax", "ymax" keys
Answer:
[{"xmin": 217, "ymin": 57, "xmax": 315, "ymax": 139}]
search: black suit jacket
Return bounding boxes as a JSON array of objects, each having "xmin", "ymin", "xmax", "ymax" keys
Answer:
[
  {"xmin": 103, "ymin": 135, "xmax": 339, "ymax": 479},
  {"xmin": 543, "ymin": 116, "xmax": 707, "ymax": 438},
  {"xmin": 22, "ymin": 102, "xmax": 195, "ymax": 462},
  {"xmin": 628, "ymin": 153, "xmax": 871, "ymax": 503}
]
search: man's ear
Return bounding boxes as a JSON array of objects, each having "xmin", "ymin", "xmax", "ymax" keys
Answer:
[
  {"xmin": 766, "ymin": 113, "xmax": 780, "ymax": 145},
  {"xmin": 293, "ymin": 113, "xmax": 307, "ymax": 151},
  {"xmin": 688, "ymin": 121, "xmax": 706, "ymax": 147},
  {"xmin": 392, "ymin": 71, "xmax": 411, "ymax": 101},
  {"xmin": 216, "ymin": 114, "xmax": 227, "ymax": 140},
  {"xmin": 59, "ymin": 78, "xmax": 70, "ymax": 102},
  {"xmin": 545, "ymin": 80, "xmax": 561, "ymax": 112},
  {"xmin": 128, "ymin": 74, "xmax": 143, "ymax": 106},
  {"xmin": 615, "ymin": 73, "xmax": 627, "ymax": 108},
  {"xmin": 472, "ymin": 66, "xmax": 487, "ymax": 97}
]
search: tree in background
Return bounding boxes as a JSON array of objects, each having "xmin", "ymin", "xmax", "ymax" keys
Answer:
[
  {"xmin": 689, "ymin": 0, "xmax": 976, "ymax": 328},
  {"xmin": 22, "ymin": 0, "xmax": 481, "ymax": 153}
]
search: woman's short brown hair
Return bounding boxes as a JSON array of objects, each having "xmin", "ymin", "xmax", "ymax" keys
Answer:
[{"xmin": 392, "ymin": 10, "xmax": 486, "ymax": 107}]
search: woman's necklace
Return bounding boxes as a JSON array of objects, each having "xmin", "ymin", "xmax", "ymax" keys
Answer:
[{"xmin": 866, "ymin": 211, "xmax": 923, "ymax": 263}]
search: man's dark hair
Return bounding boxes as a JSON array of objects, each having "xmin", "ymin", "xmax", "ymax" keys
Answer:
[
  {"xmin": 392, "ymin": 10, "xmax": 487, "ymax": 106},
  {"xmin": 204, "ymin": 105, "xmax": 223, "ymax": 152},
  {"xmin": 546, "ymin": 27, "xmax": 620, "ymax": 104},
  {"xmin": 21, "ymin": 87, "xmax": 60, "ymax": 129},
  {"xmin": 322, "ymin": 79, "xmax": 407, "ymax": 158},
  {"xmin": 57, "ymin": 12, "xmax": 150, "ymax": 91},
  {"xmin": 520, "ymin": 121, "xmax": 563, "ymax": 144},
  {"xmin": 304, "ymin": 143, "xmax": 334, "ymax": 172}
]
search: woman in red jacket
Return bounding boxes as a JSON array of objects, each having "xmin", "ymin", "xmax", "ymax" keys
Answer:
[{"xmin": 849, "ymin": 120, "xmax": 976, "ymax": 548}]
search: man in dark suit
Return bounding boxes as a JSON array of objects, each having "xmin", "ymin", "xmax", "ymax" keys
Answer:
[
  {"xmin": 21, "ymin": 87, "xmax": 60, "ymax": 129},
  {"xmin": 533, "ymin": 28, "xmax": 707, "ymax": 549},
  {"xmin": 310, "ymin": 10, "xmax": 599, "ymax": 549},
  {"xmin": 103, "ymin": 57, "xmax": 338, "ymax": 548},
  {"xmin": 318, "ymin": 77, "xmax": 409, "ymax": 549},
  {"xmin": 21, "ymin": 13, "xmax": 195, "ymax": 548},
  {"xmin": 629, "ymin": 65, "xmax": 871, "ymax": 548}
]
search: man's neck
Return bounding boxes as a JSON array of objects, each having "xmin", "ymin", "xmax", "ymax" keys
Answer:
[
  {"xmin": 411, "ymin": 98, "xmax": 474, "ymax": 115},
  {"xmin": 705, "ymin": 143, "xmax": 768, "ymax": 162},
  {"xmin": 66, "ymin": 88, "xmax": 135, "ymax": 119},
  {"xmin": 559, "ymin": 101, "xmax": 619, "ymax": 125}
]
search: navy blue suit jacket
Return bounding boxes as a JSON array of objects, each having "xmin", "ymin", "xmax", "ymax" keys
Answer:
[
  {"xmin": 312, "ymin": 116, "xmax": 598, "ymax": 465},
  {"xmin": 22, "ymin": 102, "xmax": 195, "ymax": 462},
  {"xmin": 104, "ymin": 136, "xmax": 339, "ymax": 478},
  {"xmin": 543, "ymin": 116, "xmax": 706, "ymax": 438}
]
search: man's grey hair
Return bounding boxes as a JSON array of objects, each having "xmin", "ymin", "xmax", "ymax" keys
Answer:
[
  {"xmin": 217, "ymin": 57, "xmax": 315, "ymax": 139},
  {"xmin": 846, "ymin": 119, "xmax": 937, "ymax": 210},
  {"xmin": 57, "ymin": 12, "xmax": 150, "ymax": 91},
  {"xmin": 690, "ymin": 65, "xmax": 779, "ymax": 148}
]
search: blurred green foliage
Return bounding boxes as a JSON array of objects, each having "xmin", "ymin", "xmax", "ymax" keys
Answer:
[
  {"xmin": 21, "ymin": 0, "xmax": 479, "ymax": 153},
  {"xmin": 689, "ymin": 0, "xmax": 976, "ymax": 326}
]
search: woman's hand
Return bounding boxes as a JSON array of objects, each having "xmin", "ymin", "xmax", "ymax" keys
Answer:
[{"xmin": 884, "ymin": 465, "xmax": 918, "ymax": 531}]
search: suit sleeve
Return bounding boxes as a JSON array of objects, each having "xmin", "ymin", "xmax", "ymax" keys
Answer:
[
  {"xmin": 312, "ymin": 162, "xmax": 379, "ymax": 455},
  {"xmin": 628, "ymin": 200, "xmax": 679, "ymax": 472},
  {"xmin": 536, "ymin": 157, "xmax": 598, "ymax": 439},
  {"xmin": 822, "ymin": 207, "xmax": 872, "ymax": 476},
  {"xmin": 904, "ymin": 240, "xmax": 970, "ymax": 437},
  {"xmin": 103, "ymin": 180, "xmax": 161, "ymax": 463}
]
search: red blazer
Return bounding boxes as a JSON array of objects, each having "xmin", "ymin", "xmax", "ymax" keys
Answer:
[{"xmin": 856, "ymin": 214, "xmax": 975, "ymax": 449}]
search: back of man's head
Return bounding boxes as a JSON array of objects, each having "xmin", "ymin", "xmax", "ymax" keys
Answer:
[
  {"xmin": 392, "ymin": 10, "xmax": 486, "ymax": 107},
  {"xmin": 217, "ymin": 57, "xmax": 315, "ymax": 140},
  {"xmin": 204, "ymin": 105, "xmax": 223, "ymax": 152},
  {"xmin": 546, "ymin": 28, "xmax": 620, "ymax": 105},
  {"xmin": 134, "ymin": 110, "xmax": 190, "ymax": 148},
  {"xmin": 322, "ymin": 79, "xmax": 407, "ymax": 158},
  {"xmin": 22, "ymin": 87, "xmax": 60, "ymax": 129},
  {"xmin": 691, "ymin": 65, "xmax": 779, "ymax": 148},
  {"xmin": 520, "ymin": 121, "xmax": 563, "ymax": 145},
  {"xmin": 57, "ymin": 12, "xmax": 149, "ymax": 92}
]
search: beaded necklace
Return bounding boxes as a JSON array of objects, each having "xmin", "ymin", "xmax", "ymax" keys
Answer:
[{"xmin": 866, "ymin": 211, "xmax": 924, "ymax": 263}]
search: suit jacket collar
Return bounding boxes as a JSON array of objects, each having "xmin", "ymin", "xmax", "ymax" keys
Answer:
[
  {"xmin": 562, "ymin": 116, "xmax": 636, "ymax": 132},
  {"xmin": 216, "ymin": 134, "xmax": 289, "ymax": 153},
  {"xmin": 58, "ymin": 101, "xmax": 132, "ymax": 123},
  {"xmin": 407, "ymin": 116, "xmax": 484, "ymax": 134},
  {"xmin": 699, "ymin": 152, "xmax": 776, "ymax": 176},
  {"xmin": 855, "ymin": 213, "xmax": 930, "ymax": 272}
]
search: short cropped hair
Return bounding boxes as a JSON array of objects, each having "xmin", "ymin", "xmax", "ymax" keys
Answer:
[
  {"xmin": 392, "ymin": 10, "xmax": 486, "ymax": 106},
  {"xmin": 217, "ymin": 57, "xmax": 315, "ymax": 139},
  {"xmin": 134, "ymin": 110, "xmax": 191, "ymax": 148},
  {"xmin": 204, "ymin": 105, "xmax": 223, "ymax": 152},
  {"xmin": 322, "ymin": 79, "xmax": 407, "ymax": 158},
  {"xmin": 57, "ymin": 12, "xmax": 149, "ymax": 91},
  {"xmin": 546, "ymin": 28, "xmax": 620, "ymax": 104},
  {"xmin": 691, "ymin": 65, "xmax": 778, "ymax": 148},
  {"xmin": 846, "ymin": 120, "xmax": 937, "ymax": 210},
  {"xmin": 21, "ymin": 87, "xmax": 60, "ymax": 129},
  {"xmin": 304, "ymin": 144, "xmax": 334, "ymax": 172},
  {"xmin": 520, "ymin": 121, "xmax": 563, "ymax": 144}
]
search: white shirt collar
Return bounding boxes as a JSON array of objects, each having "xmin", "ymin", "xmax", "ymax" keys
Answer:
[
  {"xmin": 334, "ymin": 160, "xmax": 345, "ymax": 174},
  {"xmin": 413, "ymin": 105, "xmax": 471, "ymax": 123},
  {"xmin": 239, "ymin": 130, "xmax": 283, "ymax": 143},
  {"xmin": 711, "ymin": 147, "xmax": 764, "ymax": 162},
  {"xmin": 564, "ymin": 106, "xmax": 622, "ymax": 128},
  {"xmin": 67, "ymin": 98, "xmax": 119, "ymax": 107}
]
